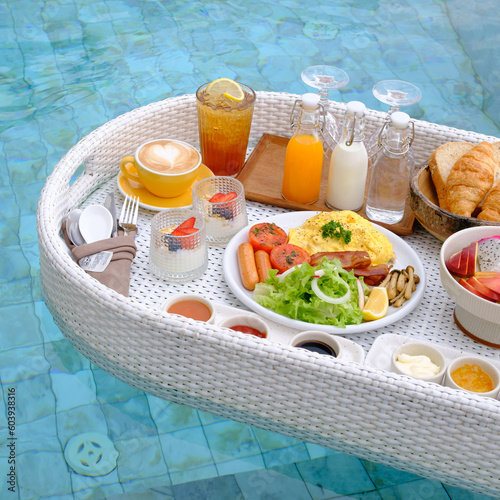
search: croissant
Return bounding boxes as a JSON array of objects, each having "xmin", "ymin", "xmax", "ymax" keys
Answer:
[
  {"xmin": 446, "ymin": 141, "xmax": 495, "ymax": 217},
  {"xmin": 478, "ymin": 181, "xmax": 500, "ymax": 221}
]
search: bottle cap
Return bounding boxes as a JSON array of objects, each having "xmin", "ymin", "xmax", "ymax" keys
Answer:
[
  {"xmin": 301, "ymin": 93, "xmax": 320, "ymax": 109},
  {"xmin": 346, "ymin": 101, "xmax": 366, "ymax": 116},
  {"xmin": 391, "ymin": 111, "xmax": 411, "ymax": 129}
]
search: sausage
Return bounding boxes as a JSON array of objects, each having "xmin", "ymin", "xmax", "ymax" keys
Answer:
[
  {"xmin": 237, "ymin": 242, "xmax": 259, "ymax": 291},
  {"xmin": 255, "ymin": 250, "xmax": 272, "ymax": 283}
]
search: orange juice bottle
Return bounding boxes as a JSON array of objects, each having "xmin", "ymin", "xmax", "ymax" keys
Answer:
[{"xmin": 282, "ymin": 94, "xmax": 324, "ymax": 204}]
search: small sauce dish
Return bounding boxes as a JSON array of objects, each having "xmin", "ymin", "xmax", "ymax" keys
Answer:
[
  {"xmin": 164, "ymin": 294, "xmax": 215, "ymax": 323},
  {"xmin": 445, "ymin": 355, "xmax": 500, "ymax": 399},
  {"xmin": 219, "ymin": 314, "xmax": 268, "ymax": 339},
  {"xmin": 290, "ymin": 331, "xmax": 343, "ymax": 359},
  {"xmin": 391, "ymin": 342, "xmax": 446, "ymax": 384}
]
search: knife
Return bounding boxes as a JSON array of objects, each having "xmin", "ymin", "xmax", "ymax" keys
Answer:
[{"xmin": 104, "ymin": 192, "xmax": 118, "ymax": 237}]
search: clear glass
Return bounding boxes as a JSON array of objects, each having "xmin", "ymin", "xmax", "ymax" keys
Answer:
[
  {"xmin": 149, "ymin": 209, "xmax": 208, "ymax": 282},
  {"xmin": 365, "ymin": 122, "xmax": 415, "ymax": 224},
  {"xmin": 301, "ymin": 65, "xmax": 349, "ymax": 150},
  {"xmin": 196, "ymin": 82, "xmax": 256, "ymax": 177},
  {"xmin": 192, "ymin": 176, "xmax": 248, "ymax": 246},
  {"xmin": 282, "ymin": 100, "xmax": 324, "ymax": 204},
  {"xmin": 366, "ymin": 80, "xmax": 421, "ymax": 160}
]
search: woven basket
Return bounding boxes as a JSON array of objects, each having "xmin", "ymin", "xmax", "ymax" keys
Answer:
[{"xmin": 38, "ymin": 92, "xmax": 500, "ymax": 496}]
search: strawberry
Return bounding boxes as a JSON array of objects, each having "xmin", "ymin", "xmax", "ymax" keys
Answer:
[
  {"xmin": 175, "ymin": 216, "xmax": 196, "ymax": 231},
  {"xmin": 209, "ymin": 193, "xmax": 226, "ymax": 203},
  {"xmin": 209, "ymin": 192, "xmax": 237, "ymax": 203}
]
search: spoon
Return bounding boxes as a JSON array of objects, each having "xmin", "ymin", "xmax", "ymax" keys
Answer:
[{"xmin": 78, "ymin": 205, "xmax": 113, "ymax": 243}]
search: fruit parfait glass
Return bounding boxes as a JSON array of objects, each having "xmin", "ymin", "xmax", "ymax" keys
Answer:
[
  {"xmin": 192, "ymin": 176, "xmax": 248, "ymax": 246},
  {"xmin": 149, "ymin": 209, "xmax": 208, "ymax": 282}
]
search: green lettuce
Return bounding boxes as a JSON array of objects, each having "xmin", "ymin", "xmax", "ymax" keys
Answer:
[{"xmin": 253, "ymin": 258, "xmax": 366, "ymax": 328}]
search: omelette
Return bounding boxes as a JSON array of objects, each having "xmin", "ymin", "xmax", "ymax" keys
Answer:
[{"xmin": 287, "ymin": 211, "xmax": 394, "ymax": 265}]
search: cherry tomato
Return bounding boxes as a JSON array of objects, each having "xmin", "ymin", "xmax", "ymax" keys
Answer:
[
  {"xmin": 270, "ymin": 243, "xmax": 310, "ymax": 273},
  {"xmin": 248, "ymin": 222, "xmax": 287, "ymax": 253}
]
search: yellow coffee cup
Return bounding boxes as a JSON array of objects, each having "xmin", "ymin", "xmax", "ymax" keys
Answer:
[{"xmin": 120, "ymin": 139, "xmax": 202, "ymax": 198}]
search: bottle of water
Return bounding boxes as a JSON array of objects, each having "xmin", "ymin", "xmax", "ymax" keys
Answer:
[{"xmin": 365, "ymin": 111, "xmax": 415, "ymax": 224}]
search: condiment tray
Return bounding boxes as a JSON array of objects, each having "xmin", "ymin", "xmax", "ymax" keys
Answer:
[
  {"xmin": 366, "ymin": 333, "xmax": 500, "ymax": 380},
  {"xmin": 159, "ymin": 298, "xmax": 366, "ymax": 365}
]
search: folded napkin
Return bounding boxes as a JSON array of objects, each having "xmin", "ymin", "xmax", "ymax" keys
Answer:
[{"xmin": 62, "ymin": 220, "xmax": 137, "ymax": 296}]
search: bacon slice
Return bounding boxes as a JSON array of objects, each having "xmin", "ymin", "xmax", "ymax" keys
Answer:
[
  {"xmin": 350, "ymin": 265, "xmax": 390, "ymax": 286},
  {"xmin": 310, "ymin": 251, "xmax": 371, "ymax": 269}
]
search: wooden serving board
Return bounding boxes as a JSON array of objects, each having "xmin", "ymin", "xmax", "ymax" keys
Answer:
[{"xmin": 237, "ymin": 134, "xmax": 416, "ymax": 236}]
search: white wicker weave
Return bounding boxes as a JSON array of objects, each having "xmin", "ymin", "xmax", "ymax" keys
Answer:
[{"xmin": 38, "ymin": 92, "xmax": 500, "ymax": 496}]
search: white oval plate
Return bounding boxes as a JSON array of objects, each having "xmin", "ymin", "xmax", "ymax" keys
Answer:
[{"xmin": 223, "ymin": 211, "xmax": 426, "ymax": 335}]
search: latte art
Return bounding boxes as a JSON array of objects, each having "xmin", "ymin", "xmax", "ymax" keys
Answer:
[{"xmin": 138, "ymin": 140, "xmax": 200, "ymax": 174}]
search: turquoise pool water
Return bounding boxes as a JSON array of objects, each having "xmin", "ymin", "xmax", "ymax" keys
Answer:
[{"xmin": 2, "ymin": 0, "xmax": 500, "ymax": 498}]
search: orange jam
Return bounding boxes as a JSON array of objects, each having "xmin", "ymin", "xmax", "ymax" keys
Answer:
[{"xmin": 451, "ymin": 364, "xmax": 494, "ymax": 393}]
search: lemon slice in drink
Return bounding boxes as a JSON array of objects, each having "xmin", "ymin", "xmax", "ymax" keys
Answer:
[
  {"xmin": 361, "ymin": 286, "xmax": 389, "ymax": 321},
  {"xmin": 206, "ymin": 78, "xmax": 245, "ymax": 101}
]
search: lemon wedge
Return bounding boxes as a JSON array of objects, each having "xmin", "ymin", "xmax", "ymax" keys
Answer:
[
  {"xmin": 361, "ymin": 286, "xmax": 389, "ymax": 321},
  {"xmin": 206, "ymin": 78, "xmax": 245, "ymax": 101}
]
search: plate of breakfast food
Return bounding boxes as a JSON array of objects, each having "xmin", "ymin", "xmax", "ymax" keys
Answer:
[{"xmin": 223, "ymin": 210, "xmax": 427, "ymax": 335}]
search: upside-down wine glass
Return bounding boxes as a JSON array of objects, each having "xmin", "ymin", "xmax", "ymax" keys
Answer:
[
  {"xmin": 301, "ymin": 65, "xmax": 349, "ymax": 151},
  {"xmin": 365, "ymin": 79, "xmax": 422, "ymax": 160}
]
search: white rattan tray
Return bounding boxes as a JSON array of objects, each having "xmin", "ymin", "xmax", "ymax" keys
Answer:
[{"xmin": 37, "ymin": 92, "xmax": 500, "ymax": 496}]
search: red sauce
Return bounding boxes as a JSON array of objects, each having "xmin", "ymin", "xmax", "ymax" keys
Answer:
[
  {"xmin": 230, "ymin": 325, "xmax": 267, "ymax": 338},
  {"xmin": 167, "ymin": 300, "xmax": 212, "ymax": 322}
]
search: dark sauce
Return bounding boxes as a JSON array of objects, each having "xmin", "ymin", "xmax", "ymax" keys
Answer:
[{"xmin": 295, "ymin": 340, "xmax": 337, "ymax": 357}]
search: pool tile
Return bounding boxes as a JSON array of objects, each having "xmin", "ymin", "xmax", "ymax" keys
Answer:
[
  {"xmin": 378, "ymin": 478, "xmax": 451, "ymax": 499},
  {"xmin": 252, "ymin": 426, "xmax": 303, "ymax": 453},
  {"xmin": 0, "ymin": 303, "xmax": 44, "ymax": 350},
  {"xmin": 17, "ymin": 414, "xmax": 59, "ymax": 446},
  {"xmin": 203, "ymin": 420, "xmax": 261, "ymax": 463},
  {"xmin": 305, "ymin": 442, "xmax": 340, "ymax": 460},
  {"xmin": 35, "ymin": 300, "xmax": 65, "ymax": 343},
  {"xmin": 0, "ymin": 345, "xmax": 49, "ymax": 384},
  {"xmin": 50, "ymin": 370, "xmax": 98, "ymax": 413},
  {"xmin": 236, "ymin": 463, "xmax": 313, "ymax": 500},
  {"xmin": 297, "ymin": 455, "xmax": 375, "ymax": 498},
  {"xmin": 17, "ymin": 449, "xmax": 72, "ymax": 499},
  {"xmin": 56, "ymin": 404, "xmax": 108, "ymax": 446},
  {"xmin": 159, "ymin": 427, "xmax": 215, "ymax": 473},
  {"xmin": 93, "ymin": 366, "xmax": 143, "ymax": 404},
  {"xmin": 361, "ymin": 459, "xmax": 420, "ymax": 488},
  {"xmin": 445, "ymin": 485, "xmax": 498, "ymax": 500},
  {"xmin": 173, "ymin": 474, "xmax": 244, "ymax": 500},
  {"xmin": 197, "ymin": 409, "xmax": 228, "ymax": 426},
  {"xmin": 71, "ymin": 468, "xmax": 122, "ymax": 500},
  {"xmin": 114, "ymin": 436, "xmax": 169, "ymax": 483},
  {"xmin": 45, "ymin": 338, "xmax": 91, "ymax": 374},
  {"xmin": 262, "ymin": 444, "xmax": 310, "ymax": 469},
  {"xmin": 169, "ymin": 464, "xmax": 219, "ymax": 487},
  {"xmin": 148, "ymin": 396, "xmax": 201, "ymax": 433},
  {"xmin": 216, "ymin": 454, "xmax": 265, "ymax": 476},
  {"xmin": 102, "ymin": 395, "xmax": 158, "ymax": 441}
]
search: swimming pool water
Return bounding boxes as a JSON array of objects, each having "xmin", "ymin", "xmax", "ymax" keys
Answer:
[{"xmin": 1, "ymin": 0, "xmax": 500, "ymax": 498}]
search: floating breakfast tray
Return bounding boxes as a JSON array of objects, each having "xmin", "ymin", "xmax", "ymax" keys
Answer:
[
  {"xmin": 237, "ymin": 133, "xmax": 416, "ymax": 236},
  {"xmin": 38, "ymin": 91, "xmax": 500, "ymax": 497}
]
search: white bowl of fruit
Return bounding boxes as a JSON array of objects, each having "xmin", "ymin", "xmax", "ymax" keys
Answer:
[{"xmin": 440, "ymin": 226, "xmax": 500, "ymax": 348}]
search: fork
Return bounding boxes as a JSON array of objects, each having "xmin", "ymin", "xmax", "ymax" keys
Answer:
[{"xmin": 119, "ymin": 195, "xmax": 139, "ymax": 235}]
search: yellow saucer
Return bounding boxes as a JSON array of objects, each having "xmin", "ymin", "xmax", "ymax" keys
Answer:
[{"xmin": 117, "ymin": 164, "xmax": 214, "ymax": 211}]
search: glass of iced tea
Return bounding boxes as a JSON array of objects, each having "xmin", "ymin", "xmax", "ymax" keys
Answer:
[{"xmin": 196, "ymin": 79, "xmax": 256, "ymax": 177}]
